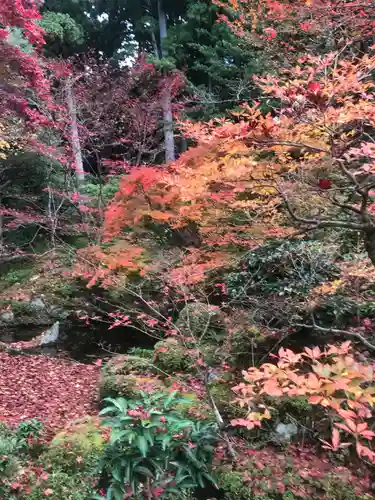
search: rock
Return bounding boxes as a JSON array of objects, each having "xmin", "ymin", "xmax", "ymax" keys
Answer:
[
  {"xmin": 40, "ymin": 321, "xmax": 59, "ymax": 345},
  {"xmin": 176, "ymin": 302, "xmax": 227, "ymax": 342},
  {"xmin": 0, "ymin": 331, "xmax": 14, "ymax": 342},
  {"xmin": 274, "ymin": 422, "xmax": 298, "ymax": 442},
  {"xmin": 0, "ymin": 310, "xmax": 14, "ymax": 323},
  {"xmin": 29, "ymin": 296, "xmax": 46, "ymax": 311},
  {"xmin": 154, "ymin": 339, "xmax": 192, "ymax": 373}
]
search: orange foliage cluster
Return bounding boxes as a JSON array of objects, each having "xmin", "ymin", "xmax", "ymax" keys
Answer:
[
  {"xmin": 213, "ymin": 0, "xmax": 375, "ymax": 51},
  {"xmin": 232, "ymin": 342, "xmax": 375, "ymax": 462},
  {"xmin": 72, "ymin": 0, "xmax": 375, "ymax": 290},
  {"xmin": 95, "ymin": 50, "xmax": 375, "ymax": 285}
]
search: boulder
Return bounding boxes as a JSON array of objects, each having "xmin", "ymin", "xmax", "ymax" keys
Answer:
[
  {"xmin": 29, "ymin": 297, "xmax": 46, "ymax": 311},
  {"xmin": 40, "ymin": 321, "xmax": 60, "ymax": 345},
  {"xmin": 176, "ymin": 302, "xmax": 227, "ymax": 343},
  {"xmin": 274, "ymin": 422, "xmax": 298, "ymax": 442}
]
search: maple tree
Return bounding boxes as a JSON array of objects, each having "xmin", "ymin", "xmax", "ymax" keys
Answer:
[
  {"xmin": 0, "ymin": 0, "xmax": 55, "ymax": 130},
  {"xmin": 93, "ymin": 0, "xmax": 375, "ymax": 281},
  {"xmin": 213, "ymin": 0, "xmax": 375, "ymax": 58},
  {"xmin": 68, "ymin": 55, "xmax": 185, "ymax": 168},
  {"xmin": 93, "ymin": 51, "xmax": 375, "ymax": 292},
  {"xmin": 3, "ymin": 2, "xmax": 375, "ymax": 499}
]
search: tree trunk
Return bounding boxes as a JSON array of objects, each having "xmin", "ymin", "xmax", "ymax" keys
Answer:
[
  {"xmin": 158, "ymin": 0, "xmax": 175, "ymax": 163},
  {"xmin": 66, "ymin": 76, "xmax": 85, "ymax": 186},
  {"xmin": 364, "ymin": 229, "xmax": 375, "ymax": 266}
]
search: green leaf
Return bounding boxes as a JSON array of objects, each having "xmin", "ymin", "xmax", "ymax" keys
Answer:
[
  {"xmin": 164, "ymin": 390, "xmax": 178, "ymax": 408},
  {"xmin": 134, "ymin": 465, "xmax": 155, "ymax": 478},
  {"xmin": 160, "ymin": 435, "xmax": 171, "ymax": 450},
  {"xmin": 102, "ymin": 397, "xmax": 128, "ymax": 413},
  {"xmin": 112, "ymin": 484, "xmax": 125, "ymax": 500},
  {"xmin": 203, "ymin": 471, "xmax": 217, "ymax": 486},
  {"xmin": 142, "ymin": 428, "xmax": 154, "ymax": 446},
  {"xmin": 183, "ymin": 447, "xmax": 203, "ymax": 468},
  {"xmin": 99, "ymin": 406, "xmax": 117, "ymax": 415},
  {"xmin": 125, "ymin": 461, "xmax": 132, "ymax": 483},
  {"xmin": 110, "ymin": 429, "xmax": 131, "ymax": 444},
  {"xmin": 111, "ymin": 464, "xmax": 123, "ymax": 482},
  {"xmin": 136, "ymin": 435, "xmax": 148, "ymax": 457},
  {"xmin": 196, "ymin": 473, "xmax": 205, "ymax": 488},
  {"xmin": 148, "ymin": 458, "xmax": 164, "ymax": 473},
  {"xmin": 176, "ymin": 480, "xmax": 198, "ymax": 489}
]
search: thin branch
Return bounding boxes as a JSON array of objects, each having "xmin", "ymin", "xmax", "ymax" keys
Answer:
[
  {"xmin": 248, "ymin": 138, "xmax": 330, "ymax": 154},
  {"xmin": 294, "ymin": 322, "xmax": 375, "ymax": 352},
  {"xmin": 279, "ymin": 191, "xmax": 369, "ymax": 230}
]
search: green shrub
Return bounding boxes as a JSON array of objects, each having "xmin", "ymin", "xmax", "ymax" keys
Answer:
[
  {"xmin": 100, "ymin": 373, "xmax": 137, "ymax": 399},
  {"xmin": 15, "ymin": 418, "xmax": 43, "ymax": 449},
  {"xmin": 0, "ymin": 267, "xmax": 34, "ymax": 287},
  {"xmin": 98, "ymin": 391, "xmax": 218, "ymax": 499},
  {"xmin": 324, "ymin": 475, "xmax": 372, "ymax": 500},
  {"xmin": 170, "ymin": 391, "xmax": 213, "ymax": 421},
  {"xmin": 0, "ymin": 433, "xmax": 21, "ymax": 478},
  {"xmin": 227, "ymin": 240, "xmax": 339, "ymax": 299},
  {"xmin": 0, "ymin": 420, "xmax": 43, "ymax": 499},
  {"xmin": 104, "ymin": 354, "xmax": 155, "ymax": 377}
]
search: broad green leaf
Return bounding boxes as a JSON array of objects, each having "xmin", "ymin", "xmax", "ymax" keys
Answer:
[
  {"xmin": 112, "ymin": 484, "xmax": 125, "ymax": 500},
  {"xmin": 203, "ymin": 471, "xmax": 217, "ymax": 486},
  {"xmin": 161, "ymin": 435, "xmax": 171, "ymax": 450},
  {"xmin": 149, "ymin": 458, "xmax": 164, "ymax": 473},
  {"xmin": 110, "ymin": 429, "xmax": 131, "ymax": 444},
  {"xmin": 164, "ymin": 390, "xmax": 178, "ymax": 408},
  {"xmin": 99, "ymin": 406, "xmax": 117, "ymax": 415},
  {"xmin": 111, "ymin": 464, "xmax": 123, "ymax": 482},
  {"xmin": 134, "ymin": 465, "xmax": 155, "ymax": 478},
  {"xmin": 142, "ymin": 428, "xmax": 154, "ymax": 445},
  {"xmin": 196, "ymin": 473, "xmax": 205, "ymax": 488},
  {"xmin": 136, "ymin": 435, "xmax": 148, "ymax": 457}
]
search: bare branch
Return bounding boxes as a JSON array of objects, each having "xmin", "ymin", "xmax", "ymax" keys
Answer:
[
  {"xmin": 279, "ymin": 190, "xmax": 369, "ymax": 230},
  {"xmin": 294, "ymin": 322, "xmax": 375, "ymax": 352}
]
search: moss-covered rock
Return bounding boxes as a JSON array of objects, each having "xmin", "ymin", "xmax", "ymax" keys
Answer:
[
  {"xmin": 208, "ymin": 381, "xmax": 247, "ymax": 420},
  {"xmin": 100, "ymin": 352, "xmax": 166, "ymax": 399},
  {"xmin": 40, "ymin": 417, "xmax": 104, "ymax": 474},
  {"xmin": 104, "ymin": 354, "xmax": 154, "ymax": 377},
  {"xmin": 154, "ymin": 338, "xmax": 192, "ymax": 373},
  {"xmin": 100, "ymin": 371, "xmax": 166, "ymax": 399},
  {"xmin": 27, "ymin": 471, "xmax": 94, "ymax": 500},
  {"xmin": 176, "ymin": 302, "xmax": 227, "ymax": 343},
  {"xmin": 218, "ymin": 471, "xmax": 253, "ymax": 500},
  {"xmin": 171, "ymin": 391, "xmax": 213, "ymax": 421}
]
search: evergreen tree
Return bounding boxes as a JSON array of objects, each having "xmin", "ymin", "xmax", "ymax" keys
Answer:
[{"xmin": 166, "ymin": 0, "xmax": 266, "ymax": 118}]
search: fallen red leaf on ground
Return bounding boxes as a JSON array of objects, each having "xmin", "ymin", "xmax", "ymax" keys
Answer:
[{"xmin": 0, "ymin": 352, "xmax": 100, "ymax": 439}]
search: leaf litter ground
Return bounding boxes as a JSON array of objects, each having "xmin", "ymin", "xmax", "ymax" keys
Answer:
[{"xmin": 0, "ymin": 352, "xmax": 100, "ymax": 438}]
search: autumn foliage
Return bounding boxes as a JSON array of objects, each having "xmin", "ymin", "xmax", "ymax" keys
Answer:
[
  {"xmin": 88, "ymin": 46, "xmax": 375, "ymax": 292},
  {"xmin": 232, "ymin": 341, "xmax": 375, "ymax": 462}
]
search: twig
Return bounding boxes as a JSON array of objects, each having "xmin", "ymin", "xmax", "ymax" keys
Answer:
[{"xmin": 294, "ymin": 321, "xmax": 375, "ymax": 352}]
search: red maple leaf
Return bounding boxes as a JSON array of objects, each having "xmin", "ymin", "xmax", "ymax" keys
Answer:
[
  {"xmin": 318, "ymin": 179, "xmax": 332, "ymax": 189},
  {"xmin": 307, "ymin": 82, "xmax": 321, "ymax": 94}
]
